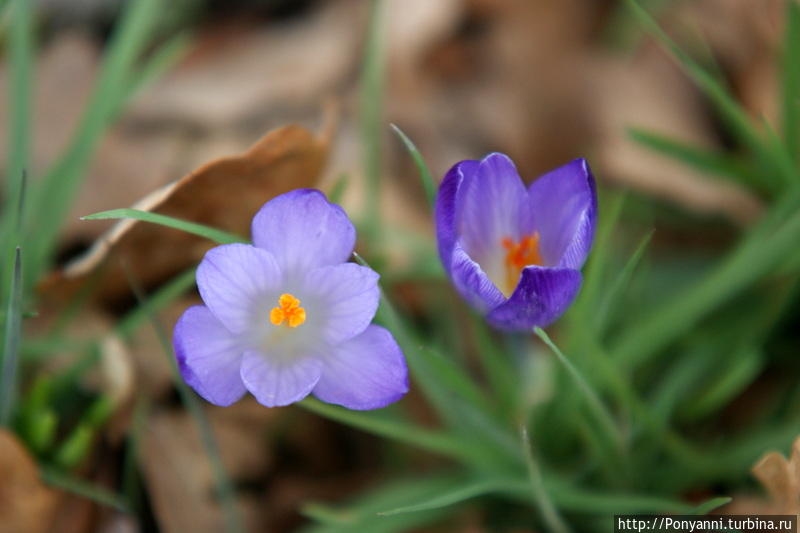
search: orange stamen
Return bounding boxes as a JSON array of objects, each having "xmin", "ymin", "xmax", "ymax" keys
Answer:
[
  {"xmin": 501, "ymin": 233, "xmax": 543, "ymax": 294},
  {"xmin": 269, "ymin": 293, "xmax": 306, "ymax": 328}
]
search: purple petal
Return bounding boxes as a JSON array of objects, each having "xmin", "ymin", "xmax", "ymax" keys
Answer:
[
  {"xmin": 435, "ymin": 159, "xmax": 479, "ymax": 277},
  {"xmin": 457, "ymin": 153, "xmax": 527, "ymax": 262},
  {"xmin": 449, "ymin": 242, "xmax": 505, "ymax": 313},
  {"xmin": 313, "ymin": 325, "xmax": 408, "ymax": 410},
  {"xmin": 487, "ymin": 266, "xmax": 582, "ymax": 331},
  {"xmin": 251, "ymin": 189, "xmax": 355, "ymax": 276},
  {"xmin": 173, "ymin": 305, "xmax": 247, "ymax": 406},
  {"xmin": 240, "ymin": 350, "xmax": 322, "ymax": 407},
  {"xmin": 524, "ymin": 158, "xmax": 597, "ymax": 269},
  {"xmin": 196, "ymin": 244, "xmax": 282, "ymax": 334},
  {"xmin": 304, "ymin": 263, "xmax": 380, "ymax": 344}
]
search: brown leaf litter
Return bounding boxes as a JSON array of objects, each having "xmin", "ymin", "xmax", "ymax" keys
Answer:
[{"xmin": 42, "ymin": 116, "xmax": 334, "ymax": 306}]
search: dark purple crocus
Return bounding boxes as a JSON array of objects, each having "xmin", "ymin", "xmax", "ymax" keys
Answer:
[
  {"xmin": 436, "ymin": 153, "xmax": 597, "ymax": 331},
  {"xmin": 173, "ymin": 189, "xmax": 409, "ymax": 409}
]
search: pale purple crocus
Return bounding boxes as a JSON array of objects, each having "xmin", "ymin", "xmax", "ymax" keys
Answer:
[
  {"xmin": 436, "ymin": 153, "xmax": 597, "ymax": 331},
  {"xmin": 173, "ymin": 189, "xmax": 409, "ymax": 409}
]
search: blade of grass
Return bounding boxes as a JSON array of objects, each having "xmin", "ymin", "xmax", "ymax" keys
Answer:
[
  {"xmin": 782, "ymin": 0, "xmax": 800, "ymax": 159},
  {"xmin": 613, "ymin": 204, "xmax": 800, "ymax": 369},
  {"xmin": 0, "ymin": 248, "xmax": 23, "ymax": 426},
  {"xmin": 377, "ymin": 478, "xmax": 520, "ymax": 517},
  {"xmin": 691, "ymin": 496, "xmax": 732, "ymax": 515},
  {"xmin": 628, "ymin": 128, "xmax": 755, "ymax": 187},
  {"xmin": 390, "ymin": 124, "xmax": 436, "ymax": 208},
  {"xmin": 625, "ymin": 0, "xmax": 796, "ymax": 190},
  {"xmin": 1, "ymin": 0, "xmax": 32, "ymax": 307},
  {"xmin": 27, "ymin": 0, "xmax": 164, "ymax": 282},
  {"xmin": 353, "ymin": 253, "xmax": 520, "ymax": 469},
  {"xmin": 534, "ymin": 328, "xmax": 626, "ymax": 462},
  {"xmin": 124, "ymin": 265, "xmax": 243, "ymax": 533},
  {"xmin": 520, "ymin": 426, "xmax": 571, "ymax": 533},
  {"xmin": 82, "ymin": 208, "xmax": 247, "ymax": 245},
  {"xmin": 116, "ymin": 267, "xmax": 197, "ymax": 339},
  {"xmin": 593, "ymin": 229, "xmax": 654, "ymax": 333},
  {"xmin": 360, "ymin": 0, "xmax": 386, "ymax": 236},
  {"xmin": 300, "ymin": 475, "xmax": 460, "ymax": 533},
  {"xmin": 299, "ymin": 397, "xmax": 482, "ymax": 464},
  {"xmin": 41, "ymin": 467, "xmax": 129, "ymax": 512},
  {"xmin": 328, "ymin": 173, "xmax": 349, "ymax": 205}
]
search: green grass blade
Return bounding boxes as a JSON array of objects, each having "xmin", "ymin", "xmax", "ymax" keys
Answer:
[
  {"xmin": 27, "ymin": 0, "xmax": 164, "ymax": 282},
  {"xmin": 82, "ymin": 208, "xmax": 247, "ymax": 245},
  {"xmin": 328, "ymin": 173, "xmax": 349, "ymax": 205},
  {"xmin": 360, "ymin": 0, "xmax": 386, "ymax": 234},
  {"xmin": 571, "ymin": 192, "xmax": 626, "ymax": 320},
  {"xmin": 686, "ymin": 346, "xmax": 763, "ymax": 421},
  {"xmin": 520, "ymin": 426, "xmax": 571, "ymax": 533},
  {"xmin": 691, "ymin": 496, "xmax": 732, "ymax": 515},
  {"xmin": 782, "ymin": 0, "xmax": 800, "ymax": 159},
  {"xmin": 594, "ymin": 229, "xmax": 654, "ymax": 333},
  {"xmin": 534, "ymin": 328, "xmax": 624, "ymax": 458},
  {"xmin": 628, "ymin": 128, "xmax": 755, "ymax": 187},
  {"xmin": 298, "ymin": 397, "xmax": 480, "ymax": 464},
  {"xmin": 0, "ymin": 248, "xmax": 23, "ymax": 426},
  {"xmin": 625, "ymin": 0, "xmax": 796, "ymax": 189},
  {"xmin": 300, "ymin": 475, "xmax": 460, "ymax": 533},
  {"xmin": 41, "ymin": 467, "xmax": 129, "ymax": 512},
  {"xmin": 377, "ymin": 479, "xmax": 516, "ymax": 516},
  {"xmin": 124, "ymin": 266, "xmax": 243, "ymax": 533},
  {"xmin": 4, "ymin": 0, "xmax": 32, "ymax": 203},
  {"xmin": 116, "ymin": 267, "xmax": 197, "ymax": 339},
  {"xmin": 613, "ymin": 202, "xmax": 800, "ymax": 369},
  {"xmin": 390, "ymin": 124, "xmax": 436, "ymax": 208}
]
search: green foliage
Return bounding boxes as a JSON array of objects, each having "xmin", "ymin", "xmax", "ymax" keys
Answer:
[{"xmin": 4, "ymin": 0, "xmax": 800, "ymax": 530}]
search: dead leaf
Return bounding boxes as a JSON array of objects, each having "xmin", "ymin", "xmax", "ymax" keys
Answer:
[
  {"xmin": 140, "ymin": 402, "xmax": 279, "ymax": 533},
  {"xmin": 0, "ymin": 430, "xmax": 59, "ymax": 533},
  {"xmin": 43, "ymin": 117, "xmax": 333, "ymax": 305},
  {"xmin": 128, "ymin": 0, "xmax": 366, "ymax": 130},
  {"xmin": 722, "ymin": 435, "xmax": 800, "ymax": 515}
]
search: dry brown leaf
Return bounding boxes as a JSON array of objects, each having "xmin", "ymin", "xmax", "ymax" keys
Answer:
[
  {"xmin": 722, "ymin": 436, "xmax": 800, "ymax": 515},
  {"xmin": 0, "ymin": 430, "xmax": 59, "ymax": 533},
  {"xmin": 128, "ymin": 0, "xmax": 366, "ymax": 129},
  {"xmin": 44, "ymin": 118, "xmax": 333, "ymax": 305},
  {"xmin": 140, "ymin": 402, "xmax": 279, "ymax": 533}
]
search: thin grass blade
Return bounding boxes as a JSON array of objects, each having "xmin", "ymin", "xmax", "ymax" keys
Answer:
[
  {"xmin": 390, "ymin": 124, "xmax": 436, "ymax": 208},
  {"xmin": 0, "ymin": 248, "xmax": 23, "ymax": 426},
  {"xmin": 82, "ymin": 208, "xmax": 247, "ymax": 245}
]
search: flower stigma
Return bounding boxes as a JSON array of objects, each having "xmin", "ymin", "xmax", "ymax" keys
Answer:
[
  {"xmin": 269, "ymin": 293, "xmax": 307, "ymax": 328},
  {"xmin": 501, "ymin": 233, "xmax": 542, "ymax": 295}
]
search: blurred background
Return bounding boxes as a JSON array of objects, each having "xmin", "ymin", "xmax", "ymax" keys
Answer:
[{"xmin": 1, "ymin": 0, "xmax": 798, "ymax": 532}]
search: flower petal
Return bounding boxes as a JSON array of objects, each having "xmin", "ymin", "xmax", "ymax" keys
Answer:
[
  {"xmin": 240, "ymin": 350, "xmax": 322, "ymax": 407},
  {"xmin": 449, "ymin": 242, "xmax": 505, "ymax": 313},
  {"xmin": 251, "ymin": 189, "xmax": 356, "ymax": 275},
  {"xmin": 524, "ymin": 158, "xmax": 597, "ymax": 269},
  {"xmin": 303, "ymin": 263, "xmax": 380, "ymax": 344},
  {"xmin": 435, "ymin": 159, "xmax": 479, "ymax": 276},
  {"xmin": 196, "ymin": 244, "xmax": 282, "ymax": 334},
  {"xmin": 173, "ymin": 305, "xmax": 247, "ymax": 406},
  {"xmin": 313, "ymin": 325, "xmax": 408, "ymax": 410},
  {"xmin": 457, "ymin": 153, "xmax": 527, "ymax": 262},
  {"xmin": 487, "ymin": 266, "xmax": 581, "ymax": 331}
]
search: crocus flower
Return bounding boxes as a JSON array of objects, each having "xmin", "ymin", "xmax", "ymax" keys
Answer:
[
  {"xmin": 173, "ymin": 189, "xmax": 409, "ymax": 409},
  {"xmin": 436, "ymin": 153, "xmax": 597, "ymax": 331}
]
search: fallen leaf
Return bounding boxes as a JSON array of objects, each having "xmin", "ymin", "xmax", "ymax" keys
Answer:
[
  {"xmin": 43, "ymin": 117, "xmax": 334, "ymax": 305},
  {"xmin": 0, "ymin": 430, "xmax": 59, "ymax": 533}
]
